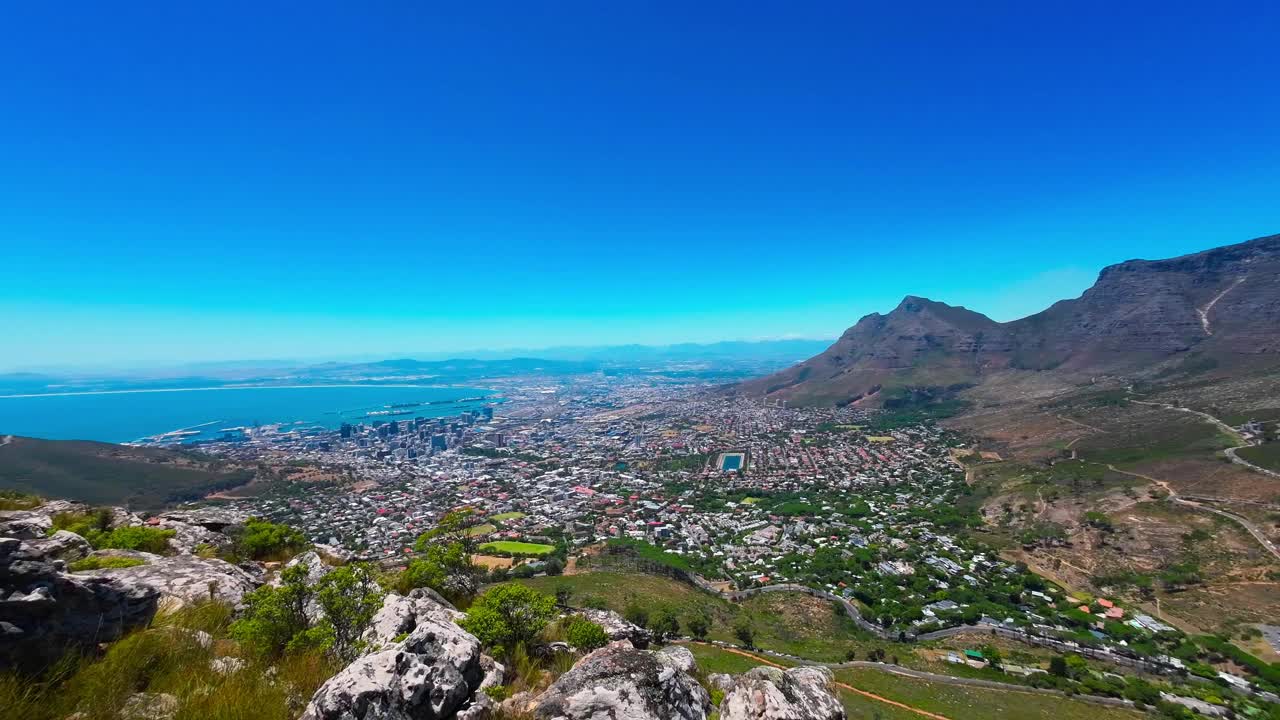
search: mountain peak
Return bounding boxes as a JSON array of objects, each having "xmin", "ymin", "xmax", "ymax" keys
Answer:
[{"xmin": 738, "ymin": 233, "xmax": 1280, "ymax": 406}]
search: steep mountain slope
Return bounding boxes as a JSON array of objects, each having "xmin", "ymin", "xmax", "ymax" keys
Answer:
[
  {"xmin": 736, "ymin": 297, "xmax": 1012, "ymax": 406},
  {"xmin": 740, "ymin": 233, "xmax": 1280, "ymax": 406}
]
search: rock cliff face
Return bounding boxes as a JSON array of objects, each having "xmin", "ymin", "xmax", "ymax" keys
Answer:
[{"xmin": 740, "ymin": 233, "xmax": 1280, "ymax": 406}]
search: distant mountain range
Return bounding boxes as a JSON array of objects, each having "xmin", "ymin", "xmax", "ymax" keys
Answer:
[
  {"xmin": 0, "ymin": 339, "xmax": 832, "ymax": 397},
  {"xmin": 738, "ymin": 233, "xmax": 1280, "ymax": 407}
]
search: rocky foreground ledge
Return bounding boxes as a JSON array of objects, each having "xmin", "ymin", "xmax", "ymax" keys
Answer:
[{"xmin": 1, "ymin": 500, "xmax": 846, "ymax": 720}]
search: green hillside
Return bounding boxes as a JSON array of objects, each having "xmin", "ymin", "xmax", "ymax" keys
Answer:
[{"xmin": 0, "ymin": 436, "xmax": 254, "ymax": 509}]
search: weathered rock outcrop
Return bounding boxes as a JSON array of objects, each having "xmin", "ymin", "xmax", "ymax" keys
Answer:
[
  {"xmin": 532, "ymin": 642, "xmax": 711, "ymax": 720},
  {"xmin": 363, "ymin": 589, "xmax": 464, "ymax": 653},
  {"xmin": 26, "ymin": 529, "xmax": 93, "ymax": 562},
  {"xmin": 0, "ymin": 535, "xmax": 160, "ymax": 670},
  {"xmin": 0, "ymin": 500, "xmax": 89, "ymax": 539},
  {"xmin": 574, "ymin": 607, "xmax": 653, "ymax": 648},
  {"xmin": 301, "ymin": 591, "xmax": 500, "ymax": 720},
  {"xmin": 719, "ymin": 666, "xmax": 846, "ymax": 720},
  {"xmin": 158, "ymin": 507, "xmax": 249, "ymax": 531},
  {"xmin": 92, "ymin": 554, "xmax": 258, "ymax": 607}
]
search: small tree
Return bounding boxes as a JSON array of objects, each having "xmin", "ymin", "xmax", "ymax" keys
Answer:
[
  {"xmin": 623, "ymin": 603, "xmax": 649, "ymax": 629},
  {"xmin": 231, "ymin": 563, "xmax": 316, "ymax": 658},
  {"xmin": 235, "ymin": 518, "xmax": 309, "ymax": 560},
  {"xmin": 460, "ymin": 584, "xmax": 557, "ymax": 657},
  {"xmin": 686, "ymin": 612, "xmax": 710, "ymax": 640},
  {"xmin": 734, "ymin": 621, "xmax": 754, "ymax": 649},
  {"xmin": 650, "ymin": 607, "xmax": 680, "ymax": 643},
  {"xmin": 1049, "ymin": 656, "xmax": 1069, "ymax": 677},
  {"xmin": 315, "ymin": 564, "xmax": 385, "ymax": 662}
]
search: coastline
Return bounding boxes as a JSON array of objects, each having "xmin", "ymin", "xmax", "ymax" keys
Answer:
[{"xmin": 0, "ymin": 383, "xmax": 491, "ymax": 400}]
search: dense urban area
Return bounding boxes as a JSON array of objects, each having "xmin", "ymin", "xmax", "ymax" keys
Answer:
[{"xmin": 139, "ymin": 373, "xmax": 1280, "ymax": 719}]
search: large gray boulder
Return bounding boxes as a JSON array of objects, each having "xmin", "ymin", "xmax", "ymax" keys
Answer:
[
  {"xmin": 0, "ymin": 500, "xmax": 88, "ymax": 539},
  {"xmin": 533, "ymin": 642, "xmax": 711, "ymax": 720},
  {"xmin": 363, "ymin": 590, "xmax": 464, "ymax": 653},
  {"xmin": 27, "ymin": 530, "xmax": 93, "ymax": 563},
  {"xmin": 574, "ymin": 607, "xmax": 653, "ymax": 648},
  {"xmin": 719, "ymin": 666, "xmax": 845, "ymax": 720},
  {"xmin": 0, "ymin": 536, "xmax": 159, "ymax": 671},
  {"xmin": 301, "ymin": 591, "xmax": 498, "ymax": 720},
  {"xmin": 158, "ymin": 517, "xmax": 235, "ymax": 555},
  {"xmin": 92, "ymin": 554, "xmax": 258, "ymax": 606},
  {"xmin": 157, "ymin": 507, "xmax": 249, "ymax": 531}
]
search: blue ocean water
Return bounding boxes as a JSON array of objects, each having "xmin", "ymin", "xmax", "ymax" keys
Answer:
[{"xmin": 0, "ymin": 385, "xmax": 493, "ymax": 443}]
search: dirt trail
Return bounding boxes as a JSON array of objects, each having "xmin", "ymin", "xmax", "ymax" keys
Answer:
[
  {"xmin": 1197, "ymin": 275, "xmax": 1246, "ymax": 335},
  {"xmin": 1103, "ymin": 463, "xmax": 1280, "ymax": 562},
  {"xmin": 711, "ymin": 645, "xmax": 954, "ymax": 720}
]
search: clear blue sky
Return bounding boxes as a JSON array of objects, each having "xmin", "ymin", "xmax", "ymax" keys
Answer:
[{"xmin": 3, "ymin": 2, "xmax": 1278, "ymax": 371}]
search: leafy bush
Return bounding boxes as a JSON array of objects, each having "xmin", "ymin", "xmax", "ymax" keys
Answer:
[
  {"xmin": 234, "ymin": 518, "xmax": 308, "ymax": 561},
  {"xmin": 93, "ymin": 526, "xmax": 176, "ymax": 554},
  {"xmin": 50, "ymin": 509, "xmax": 113, "ymax": 537},
  {"xmin": 686, "ymin": 612, "xmax": 710, "ymax": 639},
  {"xmin": 67, "ymin": 555, "xmax": 147, "ymax": 571},
  {"xmin": 231, "ymin": 563, "xmax": 316, "ymax": 659},
  {"xmin": 313, "ymin": 564, "xmax": 384, "ymax": 662},
  {"xmin": 564, "ymin": 616, "xmax": 609, "ymax": 652},
  {"xmin": 232, "ymin": 562, "xmax": 384, "ymax": 663},
  {"xmin": 460, "ymin": 585, "xmax": 557, "ymax": 657}
]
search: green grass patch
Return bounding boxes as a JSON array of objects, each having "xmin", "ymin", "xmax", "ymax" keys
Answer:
[
  {"xmin": 513, "ymin": 571, "xmax": 904, "ymax": 664},
  {"xmin": 1236, "ymin": 442, "xmax": 1280, "ymax": 472},
  {"xmin": 489, "ymin": 512, "xmax": 526, "ymax": 522},
  {"xmin": 68, "ymin": 555, "xmax": 147, "ymax": 572},
  {"xmin": 465, "ymin": 524, "xmax": 497, "ymax": 537},
  {"xmin": 479, "ymin": 540, "xmax": 555, "ymax": 556},
  {"xmin": 834, "ymin": 667, "xmax": 1144, "ymax": 720},
  {"xmin": 0, "ymin": 490, "xmax": 43, "ymax": 510}
]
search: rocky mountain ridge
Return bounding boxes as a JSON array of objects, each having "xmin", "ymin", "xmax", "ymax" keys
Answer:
[{"xmin": 738, "ymin": 233, "xmax": 1280, "ymax": 406}]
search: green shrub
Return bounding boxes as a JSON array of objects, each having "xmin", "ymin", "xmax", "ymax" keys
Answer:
[
  {"xmin": 231, "ymin": 562, "xmax": 383, "ymax": 663},
  {"xmin": 564, "ymin": 616, "xmax": 609, "ymax": 652},
  {"xmin": 231, "ymin": 564, "xmax": 320, "ymax": 659},
  {"xmin": 649, "ymin": 606, "xmax": 680, "ymax": 643},
  {"xmin": 67, "ymin": 555, "xmax": 147, "ymax": 572},
  {"xmin": 461, "ymin": 585, "xmax": 557, "ymax": 657},
  {"xmin": 313, "ymin": 564, "xmax": 384, "ymax": 662},
  {"xmin": 623, "ymin": 603, "xmax": 649, "ymax": 629},
  {"xmin": 93, "ymin": 526, "xmax": 176, "ymax": 553},
  {"xmin": 234, "ymin": 519, "xmax": 308, "ymax": 561},
  {"xmin": 50, "ymin": 508, "xmax": 113, "ymax": 538}
]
